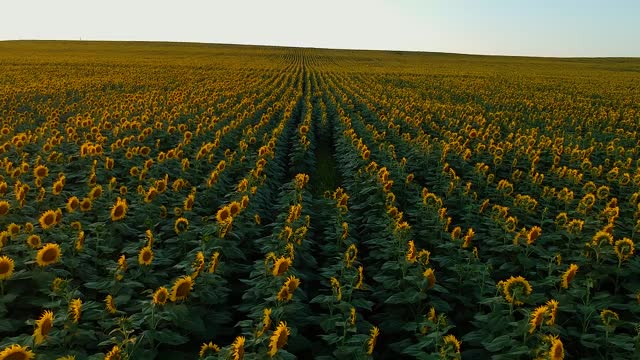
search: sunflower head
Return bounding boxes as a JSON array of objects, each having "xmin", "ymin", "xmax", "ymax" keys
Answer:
[
  {"xmin": 39, "ymin": 210, "xmax": 57, "ymax": 230},
  {"xmin": 153, "ymin": 287, "xmax": 169, "ymax": 306},
  {"xmin": 0, "ymin": 344, "xmax": 35, "ymax": 360},
  {"xmin": 268, "ymin": 321, "xmax": 291, "ymax": 357},
  {"xmin": 614, "ymin": 238, "xmax": 634, "ymax": 262},
  {"xmin": 439, "ymin": 334, "xmax": 461, "ymax": 359},
  {"xmin": 271, "ymin": 257, "xmax": 292, "ymax": 276},
  {"xmin": 170, "ymin": 275, "xmax": 194, "ymax": 302},
  {"xmin": 33, "ymin": 310, "xmax": 55, "ymax": 344},
  {"xmin": 231, "ymin": 336, "xmax": 245, "ymax": 360},
  {"xmin": 501, "ymin": 276, "xmax": 532, "ymax": 306},
  {"xmin": 36, "ymin": 243, "xmax": 62, "ymax": 267},
  {"xmin": 367, "ymin": 326, "xmax": 380, "ymax": 355},
  {"xmin": 174, "ymin": 217, "xmax": 189, "ymax": 234},
  {"xmin": 199, "ymin": 342, "xmax": 220, "ymax": 359},
  {"xmin": 0, "ymin": 255, "xmax": 15, "ymax": 280},
  {"xmin": 138, "ymin": 246, "xmax": 153, "ymax": 266},
  {"xmin": 110, "ymin": 197, "xmax": 128, "ymax": 222}
]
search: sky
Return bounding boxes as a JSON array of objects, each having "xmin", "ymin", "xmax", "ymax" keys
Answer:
[{"xmin": 1, "ymin": 0, "xmax": 639, "ymax": 57}]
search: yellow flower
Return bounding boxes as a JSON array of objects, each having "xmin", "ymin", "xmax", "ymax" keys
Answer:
[
  {"xmin": 208, "ymin": 251, "xmax": 220, "ymax": 273},
  {"xmin": 614, "ymin": 238, "xmax": 634, "ymax": 262},
  {"xmin": 406, "ymin": 240, "xmax": 417, "ymax": 263},
  {"xmin": 216, "ymin": 206, "xmax": 231, "ymax": 224},
  {"xmin": 349, "ymin": 307, "xmax": 357, "ymax": 326},
  {"xmin": 69, "ymin": 298, "xmax": 82, "ymax": 323},
  {"xmin": 527, "ymin": 226, "xmax": 541, "ymax": 245},
  {"xmin": 105, "ymin": 295, "xmax": 117, "ymax": 315},
  {"xmin": 231, "ymin": 336, "xmax": 245, "ymax": 360},
  {"xmin": 546, "ymin": 299, "xmax": 559, "ymax": 326},
  {"xmin": 0, "ymin": 256, "xmax": 15, "ymax": 280},
  {"xmin": 549, "ymin": 336, "xmax": 564, "ymax": 360},
  {"xmin": 36, "ymin": 243, "xmax": 62, "ymax": 267},
  {"xmin": 199, "ymin": 342, "xmax": 220, "ymax": 358},
  {"xmin": 439, "ymin": 334, "xmax": 461, "ymax": 359},
  {"xmin": 153, "ymin": 287, "xmax": 169, "ymax": 306},
  {"xmin": 39, "ymin": 209, "xmax": 57, "ymax": 230},
  {"xmin": 174, "ymin": 217, "xmax": 189, "ymax": 234},
  {"xmin": 33, "ymin": 164, "xmax": 49, "ymax": 179},
  {"xmin": 330, "ymin": 277, "xmax": 342, "ymax": 301},
  {"xmin": 450, "ymin": 226, "xmax": 462, "ymax": 240},
  {"xmin": 462, "ymin": 228, "xmax": 475, "ymax": 248},
  {"xmin": 26, "ymin": 234, "xmax": 41, "ymax": 249},
  {"xmin": 367, "ymin": 326, "xmax": 379, "ymax": 355},
  {"xmin": 272, "ymin": 256, "xmax": 292, "ymax": 276},
  {"xmin": 501, "ymin": 276, "xmax": 532, "ymax": 306},
  {"xmin": 0, "ymin": 344, "xmax": 35, "ymax": 360},
  {"xmin": 561, "ymin": 264, "xmax": 579, "ymax": 289},
  {"xmin": 423, "ymin": 268, "xmax": 436, "ymax": 289},
  {"xmin": 170, "ymin": 275, "xmax": 194, "ymax": 302},
  {"xmin": 355, "ymin": 266, "xmax": 364, "ymax": 289},
  {"xmin": 138, "ymin": 246, "xmax": 154, "ymax": 266},
  {"xmin": 110, "ymin": 197, "xmax": 128, "ymax": 221},
  {"xmin": 600, "ymin": 309, "xmax": 619, "ymax": 329},
  {"xmin": 79, "ymin": 197, "xmax": 92, "ymax": 212},
  {"xmin": 104, "ymin": 345, "xmax": 121, "ymax": 360},
  {"xmin": 345, "ymin": 244, "xmax": 358, "ymax": 268},
  {"xmin": 277, "ymin": 275, "xmax": 300, "ymax": 302},
  {"xmin": 268, "ymin": 321, "xmax": 290, "ymax": 357},
  {"xmin": 528, "ymin": 305, "xmax": 548, "ymax": 334},
  {"xmin": 257, "ymin": 308, "xmax": 272, "ymax": 337},
  {"xmin": 0, "ymin": 200, "xmax": 9, "ymax": 216},
  {"xmin": 33, "ymin": 310, "xmax": 54, "ymax": 344}
]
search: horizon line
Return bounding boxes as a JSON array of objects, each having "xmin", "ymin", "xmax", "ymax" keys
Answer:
[{"xmin": 1, "ymin": 38, "xmax": 639, "ymax": 60}]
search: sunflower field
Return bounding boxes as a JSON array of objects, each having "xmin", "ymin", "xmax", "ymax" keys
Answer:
[{"xmin": 1, "ymin": 41, "xmax": 640, "ymax": 360}]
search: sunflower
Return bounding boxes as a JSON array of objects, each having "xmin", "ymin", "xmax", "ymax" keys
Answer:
[
  {"xmin": 349, "ymin": 307, "xmax": 357, "ymax": 326},
  {"xmin": 68, "ymin": 298, "xmax": 82, "ymax": 323},
  {"xmin": 614, "ymin": 238, "xmax": 634, "ymax": 262},
  {"xmin": 405, "ymin": 240, "xmax": 416, "ymax": 263},
  {"xmin": 561, "ymin": 264, "xmax": 578, "ymax": 289},
  {"xmin": 229, "ymin": 201, "xmax": 241, "ymax": 217},
  {"xmin": 546, "ymin": 299, "xmax": 559, "ymax": 326},
  {"xmin": 231, "ymin": 336, "xmax": 245, "ymax": 360},
  {"xmin": 450, "ymin": 226, "xmax": 462, "ymax": 240},
  {"xmin": 208, "ymin": 251, "xmax": 220, "ymax": 273},
  {"xmin": 79, "ymin": 197, "xmax": 92, "ymax": 212},
  {"xmin": 39, "ymin": 210, "xmax": 57, "ymax": 230},
  {"xmin": 0, "ymin": 344, "xmax": 35, "ymax": 360},
  {"xmin": 104, "ymin": 345, "xmax": 121, "ymax": 360},
  {"xmin": 549, "ymin": 336, "xmax": 564, "ymax": 360},
  {"xmin": 183, "ymin": 194, "xmax": 195, "ymax": 211},
  {"xmin": 88, "ymin": 185, "xmax": 103, "ymax": 200},
  {"xmin": 192, "ymin": 252, "xmax": 205, "ymax": 278},
  {"xmin": 600, "ymin": 309, "xmax": 619, "ymax": 329},
  {"xmin": 75, "ymin": 231, "xmax": 85, "ymax": 251},
  {"xmin": 277, "ymin": 276, "xmax": 300, "ymax": 302},
  {"xmin": 199, "ymin": 342, "xmax": 220, "ymax": 358},
  {"xmin": 355, "ymin": 266, "xmax": 364, "ymax": 289},
  {"xmin": 174, "ymin": 217, "xmax": 189, "ymax": 234},
  {"xmin": 500, "ymin": 276, "xmax": 532, "ymax": 306},
  {"xmin": 26, "ymin": 234, "xmax": 41, "ymax": 249},
  {"xmin": 0, "ymin": 231, "xmax": 9, "ymax": 248},
  {"xmin": 66, "ymin": 196, "xmax": 80, "ymax": 212},
  {"xmin": 527, "ymin": 226, "xmax": 541, "ymax": 245},
  {"xmin": 110, "ymin": 197, "xmax": 128, "ymax": 222},
  {"xmin": 33, "ymin": 310, "xmax": 54, "ymax": 344},
  {"xmin": 528, "ymin": 305, "xmax": 548, "ymax": 334},
  {"xmin": 153, "ymin": 287, "xmax": 169, "ymax": 306},
  {"xmin": 36, "ymin": 243, "xmax": 62, "ymax": 267},
  {"xmin": 170, "ymin": 275, "xmax": 194, "ymax": 302},
  {"xmin": 138, "ymin": 246, "xmax": 154, "ymax": 266},
  {"xmin": 423, "ymin": 268, "xmax": 436, "ymax": 289},
  {"xmin": 271, "ymin": 257, "xmax": 292, "ymax": 276},
  {"xmin": 105, "ymin": 295, "xmax": 117, "ymax": 315},
  {"xmin": 0, "ymin": 200, "xmax": 9, "ymax": 216},
  {"xmin": 439, "ymin": 334, "xmax": 462, "ymax": 359},
  {"xmin": 0, "ymin": 256, "xmax": 15, "ymax": 280},
  {"xmin": 34, "ymin": 164, "xmax": 49, "ymax": 179},
  {"xmin": 56, "ymin": 356, "xmax": 76, "ymax": 360},
  {"xmin": 144, "ymin": 187, "xmax": 158, "ymax": 203},
  {"xmin": 326, "ymin": 277, "xmax": 341, "ymax": 301},
  {"xmin": 214, "ymin": 206, "xmax": 231, "ymax": 225},
  {"xmin": 257, "ymin": 308, "xmax": 272, "ymax": 337},
  {"xmin": 457, "ymin": 228, "xmax": 474, "ymax": 248},
  {"xmin": 367, "ymin": 326, "xmax": 379, "ymax": 355},
  {"xmin": 268, "ymin": 321, "xmax": 290, "ymax": 357}
]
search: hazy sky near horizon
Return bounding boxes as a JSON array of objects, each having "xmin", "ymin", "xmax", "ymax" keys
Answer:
[{"xmin": 1, "ymin": 0, "xmax": 638, "ymax": 57}]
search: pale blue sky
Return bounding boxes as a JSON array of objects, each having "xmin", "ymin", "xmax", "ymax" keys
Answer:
[{"xmin": 1, "ymin": 0, "xmax": 638, "ymax": 57}]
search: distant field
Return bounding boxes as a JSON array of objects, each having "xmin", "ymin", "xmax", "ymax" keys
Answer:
[{"xmin": 1, "ymin": 40, "xmax": 640, "ymax": 359}]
